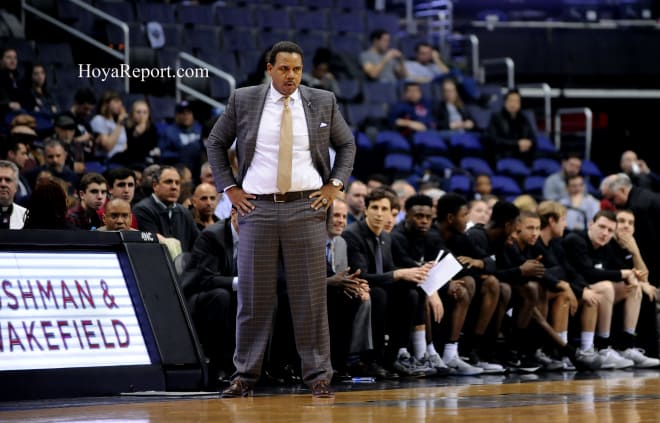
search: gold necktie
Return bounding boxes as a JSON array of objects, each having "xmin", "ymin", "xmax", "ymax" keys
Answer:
[{"xmin": 277, "ymin": 96, "xmax": 293, "ymax": 193}]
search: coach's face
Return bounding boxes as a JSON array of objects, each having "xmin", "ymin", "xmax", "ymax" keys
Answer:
[{"xmin": 268, "ymin": 51, "xmax": 303, "ymax": 97}]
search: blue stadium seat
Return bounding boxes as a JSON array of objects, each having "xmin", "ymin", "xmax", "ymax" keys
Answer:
[
  {"xmin": 336, "ymin": 0, "xmax": 367, "ymax": 10},
  {"xmin": 184, "ymin": 26, "xmax": 222, "ymax": 56},
  {"xmin": 293, "ymin": 31, "xmax": 329, "ymax": 58},
  {"xmin": 336, "ymin": 79, "xmax": 362, "ymax": 103},
  {"xmin": 177, "ymin": 4, "xmax": 216, "ymax": 25},
  {"xmin": 366, "ymin": 11, "xmax": 400, "ymax": 35},
  {"xmin": 523, "ymin": 175, "xmax": 546, "ymax": 198},
  {"xmin": 354, "ymin": 131, "xmax": 373, "ymax": 152},
  {"xmin": 148, "ymin": 96, "xmax": 177, "ymax": 123},
  {"xmin": 496, "ymin": 157, "xmax": 531, "ymax": 178},
  {"xmin": 330, "ymin": 33, "xmax": 366, "ymax": 56},
  {"xmin": 136, "ymin": 3, "xmax": 176, "ymax": 23},
  {"xmin": 255, "ymin": 8, "xmax": 292, "ymax": 30},
  {"xmin": 412, "ymin": 131, "xmax": 449, "ymax": 156},
  {"xmin": 38, "ymin": 43, "xmax": 74, "ymax": 66},
  {"xmin": 535, "ymin": 133, "xmax": 557, "ymax": 154},
  {"xmin": 375, "ymin": 130, "xmax": 411, "ymax": 153},
  {"xmin": 97, "ymin": 1, "xmax": 136, "ymax": 22},
  {"xmin": 581, "ymin": 159, "xmax": 603, "ymax": 179},
  {"xmin": 215, "ymin": 5, "xmax": 255, "ymax": 28},
  {"xmin": 293, "ymin": 9, "xmax": 330, "ymax": 32},
  {"xmin": 329, "ymin": 11, "xmax": 366, "ymax": 34},
  {"xmin": 447, "ymin": 174, "xmax": 472, "ymax": 195},
  {"xmin": 222, "ymin": 27, "xmax": 259, "ymax": 53},
  {"xmin": 345, "ymin": 103, "xmax": 388, "ymax": 128},
  {"xmin": 450, "ymin": 132, "xmax": 484, "ymax": 155},
  {"xmin": 384, "ymin": 152, "xmax": 414, "ymax": 174},
  {"xmin": 363, "ymin": 81, "xmax": 399, "ymax": 105},
  {"xmin": 531, "ymin": 157, "xmax": 561, "ymax": 176},
  {"xmin": 460, "ymin": 156, "xmax": 493, "ymax": 176},
  {"xmin": 491, "ymin": 175, "xmax": 522, "ymax": 196},
  {"xmin": 465, "ymin": 104, "xmax": 492, "ymax": 132},
  {"xmin": 423, "ymin": 156, "xmax": 455, "ymax": 176}
]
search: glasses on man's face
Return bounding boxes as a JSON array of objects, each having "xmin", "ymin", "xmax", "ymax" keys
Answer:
[{"xmin": 107, "ymin": 213, "xmax": 130, "ymax": 220}]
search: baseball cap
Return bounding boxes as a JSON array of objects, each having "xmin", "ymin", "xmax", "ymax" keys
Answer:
[
  {"xmin": 175, "ymin": 101, "xmax": 193, "ymax": 113},
  {"xmin": 54, "ymin": 114, "xmax": 77, "ymax": 129}
]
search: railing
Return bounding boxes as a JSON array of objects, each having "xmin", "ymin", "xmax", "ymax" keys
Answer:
[
  {"xmin": 479, "ymin": 57, "xmax": 515, "ymax": 89},
  {"xmin": 175, "ymin": 52, "xmax": 236, "ymax": 113},
  {"xmin": 554, "ymin": 107, "xmax": 593, "ymax": 161},
  {"xmin": 21, "ymin": 0, "xmax": 130, "ymax": 92},
  {"xmin": 414, "ymin": 0, "xmax": 453, "ymax": 56},
  {"xmin": 518, "ymin": 83, "xmax": 552, "ymax": 135}
]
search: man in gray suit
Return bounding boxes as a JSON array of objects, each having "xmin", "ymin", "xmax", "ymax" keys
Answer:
[{"xmin": 206, "ymin": 41, "xmax": 356, "ymax": 398}]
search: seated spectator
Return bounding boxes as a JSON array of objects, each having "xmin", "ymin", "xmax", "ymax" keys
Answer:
[
  {"xmin": 22, "ymin": 63, "xmax": 58, "ymax": 116},
  {"xmin": 435, "ymin": 78, "xmax": 474, "ymax": 132},
  {"xmin": 66, "ymin": 172, "xmax": 107, "ymax": 230},
  {"xmin": 389, "ymin": 81, "xmax": 435, "ymax": 140},
  {"xmin": 101, "ymin": 166, "xmax": 138, "ymax": 228},
  {"xmin": 466, "ymin": 198, "xmax": 491, "ymax": 230},
  {"xmin": 98, "ymin": 197, "xmax": 133, "ymax": 232},
  {"xmin": 486, "ymin": 89, "xmax": 536, "ymax": 165},
  {"xmin": 113, "ymin": 99, "xmax": 159, "ymax": 166},
  {"xmin": 513, "ymin": 194, "xmax": 538, "ymax": 213},
  {"xmin": 23, "ymin": 177, "xmax": 76, "ymax": 230},
  {"xmin": 190, "ymin": 182, "xmax": 219, "ymax": 230},
  {"xmin": 159, "ymin": 101, "xmax": 203, "ymax": 176},
  {"xmin": 90, "ymin": 90, "xmax": 128, "ymax": 161},
  {"xmin": 619, "ymin": 150, "xmax": 660, "ymax": 192},
  {"xmin": 47, "ymin": 113, "xmax": 87, "ymax": 175},
  {"xmin": 472, "ymin": 173, "xmax": 492, "ymax": 200},
  {"xmin": 560, "ymin": 174, "xmax": 600, "ymax": 232},
  {"xmin": 345, "ymin": 179, "xmax": 368, "ymax": 224},
  {"xmin": 67, "ymin": 88, "xmax": 96, "ymax": 152},
  {"xmin": 0, "ymin": 160, "xmax": 26, "ymax": 229},
  {"xmin": 0, "ymin": 47, "xmax": 24, "ymax": 116},
  {"xmin": 3, "ymin": 137, "xmax": 31, "ymax": 205},
  {"xmin": 25, "ymin": 139, "xmax": 78, "ymax": 194},
  {"xmin": 238, "ymin": 45, "xmax": 272, "ymax": 88},
  {"xmin": 360, "ymin": 29, "xmax": 406, "ymax": 82},
  {"xmin": 133, "ymin": 165, "xmax": 200, "ymax": 252},
  {"xmin": 302, "ymin": 48, "xmax": 341, "ymax": 96},
  {"xmin": 543, "ymin": 152, "xmax": 582, "ymax": 201}
]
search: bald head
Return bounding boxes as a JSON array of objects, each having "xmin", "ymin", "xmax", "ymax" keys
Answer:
[
  {"xmin": 103, "ymin": 198, "xmax": 132, "ymax": 231},
  {"xmin": 192, "ymin": 182, "xmax": 218, "ymax": 218}
]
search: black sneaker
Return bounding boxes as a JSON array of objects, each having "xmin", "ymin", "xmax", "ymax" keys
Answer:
[
  {"xmin": 366, "ymin": 361, "xmax": 400, "ymax": 380},
  {"xmin": 505, "ymin": 350, "xmax": 541, "ymax": 373}
]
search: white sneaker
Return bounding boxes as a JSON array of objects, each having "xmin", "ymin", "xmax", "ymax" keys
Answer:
[
  {"xmin": 619, "ymin": 348, "xmax": 660, "ymax": 368},
  {"xmin": 599, "ymin": 347, "xmax": 634, "ymax": 370},
  {"xmin": 445, "ymin": 355, "xmax": 484, "ymax": 376},
  {"xmin": 423, "ymin": 353, "xmax": 451, "ymax": 376},
  {"xmin": 561, "ymin": 356, "xmax": 576, "ymax": 371}
]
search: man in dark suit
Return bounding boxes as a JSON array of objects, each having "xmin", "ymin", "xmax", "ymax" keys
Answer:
[
  {"xmin": 206, "ymin": 41, "xmax": 356, "ymax": 398},
  {"xmin": 180, "ymin": 211, "xmax": 239, "ymax": 387}
]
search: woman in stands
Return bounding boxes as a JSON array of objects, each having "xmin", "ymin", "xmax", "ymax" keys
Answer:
[
  {"xmin": 435, "ymin": 78, "xmax": 475, "ymax": 132},
  {"xmin": 22, "ymin": 63, "xmax": 58, "ymax": 117},
  {"xmin": 112, "ymin": 99, "xmax": 159, "ymax": 166},
  {"xmin": 90, "ymin": 90, "xmax": 128, "ymax": 162}
]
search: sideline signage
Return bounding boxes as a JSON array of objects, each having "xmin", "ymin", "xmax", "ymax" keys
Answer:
[{"xmin": 0, "ymin": 251, "xmax": 152, "ymax": 371}]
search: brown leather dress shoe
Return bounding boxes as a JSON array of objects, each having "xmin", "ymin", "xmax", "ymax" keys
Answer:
[
  {"xmin": 221, "ymin": 379, "xmax": 254, "ymax": 398},
  {"xmin": 310, "ymin": 379, "xmax": 334, "ymax": 398}
]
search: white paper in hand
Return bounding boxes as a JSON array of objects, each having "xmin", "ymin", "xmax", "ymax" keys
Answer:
[{"xmin": 421, "ymin": 251, "xmax": 464, "ymax": 295}]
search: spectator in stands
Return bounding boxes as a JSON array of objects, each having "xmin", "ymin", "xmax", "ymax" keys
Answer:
[
  {"xmin": 68, "ymin": 87, "xmax": 96, "ymax": 146},
  {"xmin": 360, "ymin": 29, "xmax": 406, "ymax": 82},
  {"xmin": 22, "ymin": 63, "xmax": 58, "ymax": 116},
  {"xmin": 466, "ymin": 198, "xmax": 491, "ymax": 230},
  {"xmin": 23, "ymin": 177, "xmax": 75, "ymax": 230},
  {"xmin": 381, "ymin": 186, "xmax": 400, "ymax": 233},
  {"xmin": 562, "ymin": 210, "xmax": 660, "ymax": 368},
  {"xmin": 404, "ymin": 42, "xmax": 450, "ymax": 84},
  {"xmin": 513, "ymin": 194, "xmax": 538, "ymax": 213},
  {"xmin": 238, "ymin": 45, "xmax": 272, "ymax": 88},
  {"xmin": 0, "ymin": 160, "xmax": 26, "ymax": 229},
  {"xmin": 159, "ymin": 101, "xmax": 204, "ymax": 176},
  {"xmin": 98, "ymin": 198, "xmax": 132, "ymax": 232},
  {"xmin": 543, "ymin": 152, "xmax": 582, "ymax": 201},
  {"xmin": 472, "ymin": 173, "xmax": 492, "ymax": 200},
  {"xmin": 560, "ymin": 174, "xmax": 600, "ymax": 232},
  {"xmin": 8, "ymin": 121, "xmax": 40, "ymax": 173},
  {"xmin": 90, "ymin": 90, "xmax": 128, "ymax": 161},
  {"xmin": 66, "ymin": 172, "xmax": 107, "ymax": 230},
  {"xmin": 619, "ymin": 150, "xmax": 660, "ymax": 192},
  {"xmin": 345, "ymin": 179, "xmax": 368, "ymax": 224},
  {"xmin": 190, "ymin": 182, "xmax": 219, "ymax": 230},
  {"xmin": 25, "ymin": 139, "xmax": 78, "ymax": 194},
  {"xmin": 179, "ymin": 210, "xmax": 240, "ymax": 386},
  {"xmin": 0, "ymin": 47, "xmax": 23, "ymax": 116},
  {"xmin": 391, "ymin": 179, "xmax": 417, "ymax": 224},
  {"xmin": 101, "ymin": 166, "xmax": 138, "ymax": 228},
  {"xmin": 366, "ymin": 173, "xmax": 388, "ymax": 193},
  {"xmin": 435, "ymin": 78, "xmax": 474, "ymax": 132},
  {"xmin": 133, "ymin": 165, "xmax": 200, "ymax": 252},
  {"xmin": 114, "ymin": 99, "xmax": 159, "ymax": 166},
  {"xmin": 302, "ymin": 48, "xmax": 341, "ymax": 97},
  {"xmin": 342, "ymin": 187, "xmax": 432, "ymax": 377},
  {"xmin": 133, "ymin": 163, "xmax": 159, "ymax": 204},
  {"xmin": 47, "ymin": 113, "xmax": 86, "ymax": 175},
  {"xmin": 389, "ymin": 81, "xmax": 435, "ymax": 140},
  {"xmin": 600, "ymin": 172, "xmax": 660, "ymax": 286},
  {"xmin": 3, "ymin": 137, "xmax": 30, "ymax": 205},
  {"xmin": 200, "ymin": 161, "xmax": 215, "ymax": 186},
  {"xmin": 486, "ymin": 88, "xmax": 536, "ymax": 166}
]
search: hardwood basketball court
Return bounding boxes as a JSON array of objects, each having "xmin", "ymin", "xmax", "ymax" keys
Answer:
[{"xmin": 3, "ymin": 370, "xmax": 660, "ymax": 422}]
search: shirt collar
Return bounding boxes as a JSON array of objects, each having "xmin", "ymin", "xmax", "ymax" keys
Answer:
[
  {"xmin": 269, "ymin": 83, "xmax": 301, "ymax": 105},
  {"xmin": 151, "ymin": 193, "xmax": 177, "ymax": 210}
]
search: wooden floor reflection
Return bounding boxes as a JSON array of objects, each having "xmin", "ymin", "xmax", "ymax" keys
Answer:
[{"xmin": 3, "ymin": 370, "xmax": 660, "ymax": 422}]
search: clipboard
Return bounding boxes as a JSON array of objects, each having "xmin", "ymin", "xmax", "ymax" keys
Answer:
[{"xmin": 420, "ymin": 250, "xmax": 464, "ymax": 295}]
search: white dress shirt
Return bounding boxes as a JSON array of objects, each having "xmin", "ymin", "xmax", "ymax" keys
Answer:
[{"xmin": 242, "ymin": 84, "xmax": 322, "ymax": 194}]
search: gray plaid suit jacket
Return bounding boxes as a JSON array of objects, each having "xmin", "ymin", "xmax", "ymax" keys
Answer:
[{"xmin": 206, "ymin": 83, "xmax": 356, "ymax": 191}]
